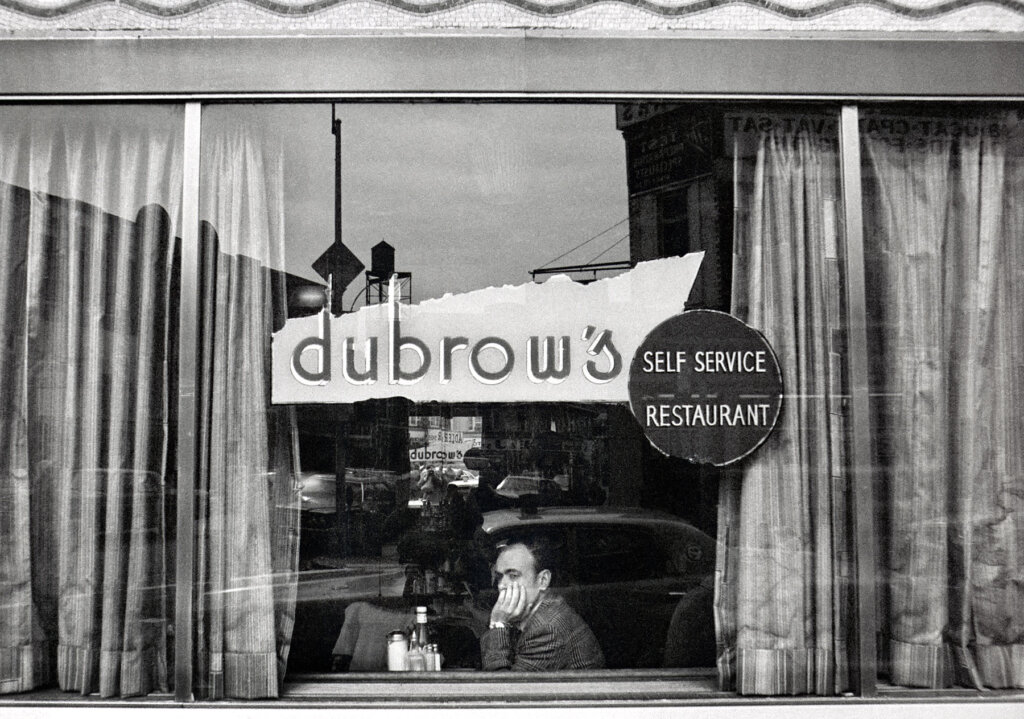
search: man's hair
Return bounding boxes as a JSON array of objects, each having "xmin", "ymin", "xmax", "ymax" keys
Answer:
[{"xmin": 496, "ymin": 534, "xmax": 556, "ymax": 577}]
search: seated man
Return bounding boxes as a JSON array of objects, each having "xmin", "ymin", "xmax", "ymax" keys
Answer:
[{"xmin": 480, "ymin": 537, "xmax": 604, "ymax": 671}]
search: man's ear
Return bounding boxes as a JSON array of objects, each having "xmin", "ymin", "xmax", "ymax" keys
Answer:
[{"xmin": 538, "ymin": 568, "xmax": 551, "ymax": 590}]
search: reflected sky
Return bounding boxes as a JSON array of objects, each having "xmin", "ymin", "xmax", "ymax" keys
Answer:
[{"xmin": 209, "ymin": 103, "xmax": 629, "ymax": 303}]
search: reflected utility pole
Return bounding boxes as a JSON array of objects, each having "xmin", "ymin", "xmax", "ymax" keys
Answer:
[
  {"xmin": 332, "ymin": 108, "xmax": 350, "ymax": 560},
  {"xmin": 312, "ymin": 106, "xmax": 365, "ymax": 560}
]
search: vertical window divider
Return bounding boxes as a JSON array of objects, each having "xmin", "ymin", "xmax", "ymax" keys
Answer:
[
  {"xmin": 839, "ymin": 104, "xmax": 878, "ymax": 698},
  {"xmin": 174, "ymin": 101, "xmax": 202, "ymax": 703}
]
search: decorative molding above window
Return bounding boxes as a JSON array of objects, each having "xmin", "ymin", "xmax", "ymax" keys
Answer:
[{"xmin": 0, "ymin": 0, "xmax": 1023, "ymax": 33}]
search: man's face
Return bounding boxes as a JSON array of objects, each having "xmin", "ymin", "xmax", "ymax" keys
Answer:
[{"xmin": 493, "ymin": 543, "xmax": 550, "ymax": 610}]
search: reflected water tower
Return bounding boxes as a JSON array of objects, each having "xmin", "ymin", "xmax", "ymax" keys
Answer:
[
  {"xmin": 361, "ymin": 240, "xmax": 413, "ymax": 483},
  {"xmin": 364, "ymin": 240, "xmax": 412, "ymax": 306}
]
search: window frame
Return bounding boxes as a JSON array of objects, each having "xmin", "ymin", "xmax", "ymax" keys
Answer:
[{"xmin": 1, "ymin": 33, "xmax": 1023, "ymax": 707}]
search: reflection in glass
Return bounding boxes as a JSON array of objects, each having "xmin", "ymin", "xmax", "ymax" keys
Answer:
[{"xmin": 206, "ymin": 103, "xmax": 720, "ymax": 677}]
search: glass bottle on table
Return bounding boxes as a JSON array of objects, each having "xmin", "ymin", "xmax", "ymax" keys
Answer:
[
  {"xmin": 407, "ymin": 605, "xmax": 430, "ymax": 671},
  {"xmin": 411, "ymin": 606, "xmax": 430, "ymax": 650}
]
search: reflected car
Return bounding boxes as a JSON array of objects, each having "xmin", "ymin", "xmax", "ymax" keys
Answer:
[
  {"xmin": 462, "ymin": 447, "xmax": 502, "ymax": 471},
  {"xmin": 480, "ymin": 506, "xmax": 717, "ymax": 669},
  {"xmin": 290, "ymin": 556, "xmax": 410, "ymax": 673},
  {"xmin": 298, "ymin": 471, "xmax": 399, "ymax": 514},
  {"xmin": 447, "ymin": 469, "xmax": 479, "ymax": 490},
  {"xmin": 494, "ymin": 475, "xmax": 567, "ymax": 503},
  {"xmin": 295, "ymin": 471, "xmax": 400, "ymax": 560},
  {"xmin": 289, "ymin": 472, "xmax": 406, "ymax": 673}
]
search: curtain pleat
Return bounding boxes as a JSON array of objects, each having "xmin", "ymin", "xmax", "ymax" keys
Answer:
[
  {"xmin": 862, "ymin": 110, "xmax": 1024, "ymax": 690},
  {"xmin": 718, "ymin": 117, "xmax": 852, "ymax": 696},
  {"xmin": 0, "ymin": 109, "xmax": 182, "ymax": 697},
  {"xmin": 194, "ymin": 120, "xmax": 299, "ymax": 700},
  {"xmin": 0, "ymin": 179, "xmax": 50, "ymax": 694}
]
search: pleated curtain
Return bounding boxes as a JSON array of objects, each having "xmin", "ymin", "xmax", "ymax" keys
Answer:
[
  {"xmin": 192, "ymin": 118, "xmax": 301, "ymax": 700},
  {"xmin": 861, "ymin": 110, "xmax": 1024, "ymax": 690},
  {"xmin": 716, "ymin": 114, "xmax": 854, "ymax": 695},
  {"xmin": 0, "ymin": 107, "xmax": 300, "ymax": 700},
  {"xmin": 0, "ymin": 108, "xmax": 183, "ymax": 697}
]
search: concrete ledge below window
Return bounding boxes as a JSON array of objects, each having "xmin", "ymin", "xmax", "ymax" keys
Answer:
[{"xmin": 0, "ymin": 673, "xmax": 1020, "ymax": 717}]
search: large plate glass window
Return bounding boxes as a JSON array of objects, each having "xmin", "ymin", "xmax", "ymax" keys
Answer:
[{"xmin": 190, "ymin": 102, "xmax": 865, "ymax": 698}]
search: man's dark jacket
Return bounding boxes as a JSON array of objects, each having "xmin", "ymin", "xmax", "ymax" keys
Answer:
[{"xmin": 480, "ymin": 594, "xmax": 605, "ymax": 671}]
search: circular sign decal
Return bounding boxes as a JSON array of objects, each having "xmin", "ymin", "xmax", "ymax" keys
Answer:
[{"xmin": 627, "ymin": 309, "xmax": 783, "ymax": 466}]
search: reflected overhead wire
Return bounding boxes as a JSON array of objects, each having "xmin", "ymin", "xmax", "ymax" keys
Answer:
[
  {"xmin": 587, "ymin": 233, "xmax": 629, "ymax": 265},
  {"xmin": 537, "ymin": 217, "xmax": 629, "ymax": 270}
]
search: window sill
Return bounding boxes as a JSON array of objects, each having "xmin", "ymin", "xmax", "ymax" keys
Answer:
[
  {"xmin": 0, "ymin": 675, "xmax": 1020, "ymax": 710},
  {"xmin": 280, "ymin": 672, "xmax": 1024, "ymax": 708},
  {"xmin": 282, "ymin": 668, "xmax": 725, "ymax": 705}
]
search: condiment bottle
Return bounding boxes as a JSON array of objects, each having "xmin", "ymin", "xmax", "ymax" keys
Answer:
[
  {"xmin": 410, "ymin": 606, "xmax": 430, "ymax": 650},
  {"xmin": 407, "ymin": 606, "xmax": 430, "ymax": 672}
]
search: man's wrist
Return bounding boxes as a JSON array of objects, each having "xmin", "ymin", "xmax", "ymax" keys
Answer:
[{"xmin": 489, "ymin": 620, "xmax": 508, "ymax": 630}]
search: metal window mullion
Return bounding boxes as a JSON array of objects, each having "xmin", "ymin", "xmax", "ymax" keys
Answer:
[
  {"xmin": 839, "ymin": 104, "xmax": 878, "ymax": 698},
  {"xmin": 174, "ymin": 101, "xmax": 202, "ymax": 704}
]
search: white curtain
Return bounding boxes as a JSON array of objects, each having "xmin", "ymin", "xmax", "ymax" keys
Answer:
[
  {"xmin": 0, "ymin": 106, "xmax": 300, "ymax": 700},
  {"xmin": 192, "ymin": 113, "xmax": 300, "ymax": 699},
  {"xmin": 717, "ymin": 113, "xmax": 853, "ymax": 695},
  {"xmin": 0, "ymin": 107, "xmax": 183, "ymax": 696},
  {"xmin": 862, "ymin": 110, "xmax": 1024, "ymax": 689}
]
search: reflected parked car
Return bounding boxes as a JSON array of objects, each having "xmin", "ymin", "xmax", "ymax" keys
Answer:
[
  {"xmin": 447, "ymin": 469, "xmax": 479, "ymax": 490},
  {"xmin": 296, "ymin": 471, "xmax": 400, "ymax": 560},
  {"xmin": 494, "ymin": 475, "xmax": 567, "ymax": 504},
  {"xmin": 480, "ymin": 506, "xmax": 717, "ymax": 669},
  {"xmin": 290, "ymin": 555, "xmax": 410, "ymax": 673},
  {"xmin": 289, "ymin": 471, "xmax": 406, "ymax": 673},
  {"xmin": 298, "ymin": 471, "xmax": 399, "ymax": 514}
]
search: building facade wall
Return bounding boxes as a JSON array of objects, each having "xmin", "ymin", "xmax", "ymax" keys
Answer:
[{"xmin": 0, "ymin": 0, "xmax": 1021, "ymax": 712}]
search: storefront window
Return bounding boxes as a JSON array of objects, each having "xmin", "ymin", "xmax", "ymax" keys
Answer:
[
  {"xmin": 0, "ymin": 105, "xmax": 184, "ymax": 697},
  {"xmin": 191, "ymin": 102, "xmax": 865, "ymax": 696},
  {"xmin": 196, "ymin": 103, "xmax": 729, "ymax": 690},
  {"xmin": 860, "ymin": 107, "xmax": 1024, "ymax": 690},
  {"xmin": 3, "ymin": 98, "xmax": 1021, "ymax": 705}
]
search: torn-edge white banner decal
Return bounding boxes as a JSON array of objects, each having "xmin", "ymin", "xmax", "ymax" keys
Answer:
[{"xmin": 271, "ymin": 252, "xmax": 703, "ymax": 404}]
